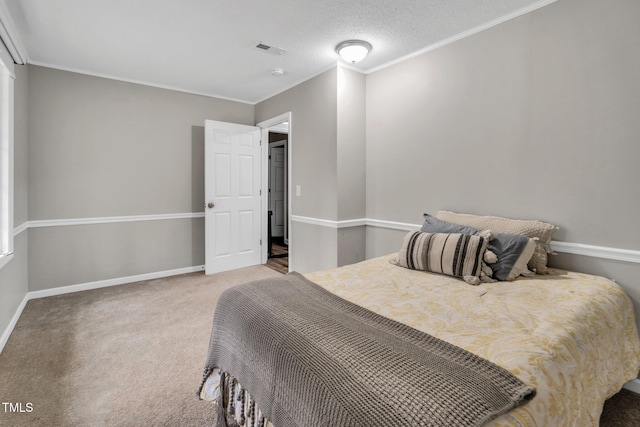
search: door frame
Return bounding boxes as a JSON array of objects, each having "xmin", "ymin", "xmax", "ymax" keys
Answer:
[{"xmin": 257, "ymin": 112, "xmax": 292, "ymax": 270}]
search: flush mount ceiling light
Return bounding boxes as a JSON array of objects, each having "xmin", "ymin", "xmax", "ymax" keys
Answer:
[{"xmin": 335, "ymin": 40, "xmax": 372, "ymax": 64}]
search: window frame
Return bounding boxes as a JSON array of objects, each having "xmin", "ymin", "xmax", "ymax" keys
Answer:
[{"xmin": 0, "ymin": 41, "xmax": 15, "ymax": 271}]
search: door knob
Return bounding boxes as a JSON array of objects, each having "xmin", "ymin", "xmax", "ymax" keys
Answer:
[{"xmin": 207, "ymin": 202, "xmax": 215, "ymax": 209}]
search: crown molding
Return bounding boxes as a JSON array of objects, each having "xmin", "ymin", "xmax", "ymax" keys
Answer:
[
  {"xmin": 253, "ymin": 63, "xmax": 339, "ymax": 105},
  {"xmin": 365, "ymin": 0, "xmax": 559, "ymax": 75},
  {"xmin": 0, "ymin": 1, "xmax": 28, "ymax": 64},
  {"xmin": 28, "ymin": 61, "xmax": 256, "ymax": 105}
]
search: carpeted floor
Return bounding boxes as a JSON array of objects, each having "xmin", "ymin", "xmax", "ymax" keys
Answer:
[
  {"xmin": 0, "ymin": 266, "xmax": 281, "ymax": 427},
  {"xmin": 1, "ymin": 266, "xmax": 638, "ymax": 426},
  {"xmin": 600, "ymin": 388, "xmax": 640, "ymax": 426}
]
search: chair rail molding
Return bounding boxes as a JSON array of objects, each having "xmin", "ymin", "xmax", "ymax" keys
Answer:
[
  {"xmin": 291, "ymin": 216, "xmax": 640, "ymax": 265},
  {"xmin": 18, "ymin": 212, "xmax": 205, "ymax": 230}
]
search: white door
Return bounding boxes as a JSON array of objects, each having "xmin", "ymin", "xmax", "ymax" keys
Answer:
[
  {"xmin": 205, "ymin": 120, "xmax": 262, "ymax": 274},
  {"xmin": 269, "ymin": 145, "xmax": 286, "ymax": 238}
]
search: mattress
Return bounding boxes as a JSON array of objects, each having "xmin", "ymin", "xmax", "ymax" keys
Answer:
[
  {"xmin": 201, "ymin": 254, "xmax": 640, "ymax": 426},
  {"xmin": 305, "ymin": 254, "xmax": 640, "ymax": 426}
]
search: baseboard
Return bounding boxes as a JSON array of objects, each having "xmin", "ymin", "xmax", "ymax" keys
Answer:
[
  {"xmin": 623, "ymin": 378, "xmax": 640, "ymax": 394},
  {"xmin": 28, "ymin": 265, "xmax": 206, "ymax": 299},
  {"xmin": 0, "ymin": 265, "xmax": 205, "ymax": 354},
  {"xmin": 0, "ymin": 293, "xmax": 29, "ymax": 354}
]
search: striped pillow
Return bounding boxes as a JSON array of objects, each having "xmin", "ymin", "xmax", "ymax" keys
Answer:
[{"xmin": 397, "ymin": 231, "xmax": 488, "ymax": 285}]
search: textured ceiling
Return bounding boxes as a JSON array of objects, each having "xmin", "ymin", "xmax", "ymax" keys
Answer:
[{"xmin": 0, "ymin": 0, "xmax": 554, "ymax": 103}]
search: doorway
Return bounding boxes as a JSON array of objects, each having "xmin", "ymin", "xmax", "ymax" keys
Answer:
[
  {"xmin": 267, "ymin": 134, "xmax": 288, "ymax": 274},
  {"xmin": 257, "ymin": 113, "xmax": 292, "ymax": 274}
]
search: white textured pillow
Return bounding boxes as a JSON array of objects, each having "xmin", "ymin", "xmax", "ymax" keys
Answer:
[{"xmin": 436, "ymin": 211, "xmax": 558, "ymax": 274}]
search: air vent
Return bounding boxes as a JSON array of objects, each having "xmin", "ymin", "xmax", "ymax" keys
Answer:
[{"xmin": 255, "ymin": 43, "xmax": 286, "ymax": 56}]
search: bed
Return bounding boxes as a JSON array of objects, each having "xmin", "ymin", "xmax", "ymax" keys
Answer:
[{"xmin": 198, "ymin": 212, "xmax": 640, "ymax": 427}]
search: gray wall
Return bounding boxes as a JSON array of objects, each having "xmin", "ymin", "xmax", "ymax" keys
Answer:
[
  {"xmin": 337, "ymin": 67, "xmax": 366, "ymax": 222},
  {"xmin": 256, "ymin": 69, "xmax": 339, "ymax": 273},
  {"xmin": 337, "ymin": 68, "xmax": 366, "ymax": 267},
  {"xmin": 365, "ymin": 0, "xmax": 640, "ymax": 325},
  {"xmin": 256, "ymin": 69, "xmax": 338, "ymax": 221},
  {"xmin": 256, "ymin": 67, "xmax": 367, "ymax": 272},
  {"xmin": 26, "ymin": 66, "xmax": 254, "ymax": 290},
  {"xmin": 366, "ymin": 0, "xmax": 640, "ymax": 246},
  {"xmin": 14, "ymin": 66, "xmax": 28, "ymax": 226},
  {"xmin": 0, "ymin": 65, "xmax": 29, "ymax": 339}
]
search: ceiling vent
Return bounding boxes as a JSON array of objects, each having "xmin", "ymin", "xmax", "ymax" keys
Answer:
[{"xmin": 255, "ymin": 43, "xmax": 286, "ymax": 56}]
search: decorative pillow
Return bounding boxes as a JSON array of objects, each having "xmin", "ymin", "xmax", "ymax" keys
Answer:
[
  {"xmin": 397, "ymin": 231, "xmax": 488, "ymax": 285},
  {"xmin": 422, "ymin": 214, "xmax": 536, "ymax": 281},
  {"xmin": 419, "ymin": 214, "xmax": 494, "ymax": 281},
  {"xmin": 436, "ymin": 210, "xmax": 559, "ymax": 274},
  {"xmin": 489, "ymin": 232, "xmax": 537, "ymax": 280}
]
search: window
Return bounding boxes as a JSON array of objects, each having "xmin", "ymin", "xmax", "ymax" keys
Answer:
[{"xmin": 0, "ymin": 42, "xmax": 14, "ymax": 270}]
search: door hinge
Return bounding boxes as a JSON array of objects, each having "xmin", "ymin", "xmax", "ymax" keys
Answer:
[
  {"xmin": 259, "ymin": 189, "xmax": 262, "ymax": 196},
  {"xmin": 260, "ymin": 239, "xmax": 262, "ymax": 245}
]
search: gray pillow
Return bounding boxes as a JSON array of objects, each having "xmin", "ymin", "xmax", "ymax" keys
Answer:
[{"xmin": 421, "ymin": 214, "xmax": 534, "ymax": 281}]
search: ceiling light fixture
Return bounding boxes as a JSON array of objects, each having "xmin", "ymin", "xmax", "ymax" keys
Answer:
[{"xmin": 335, "ymin": 40, "xmax": 372, "ymax": 64}]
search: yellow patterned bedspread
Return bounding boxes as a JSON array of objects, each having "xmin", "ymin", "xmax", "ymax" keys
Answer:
[{"xmin": 306, "ymin": 254, "xmax": 640, "ymax": 427}]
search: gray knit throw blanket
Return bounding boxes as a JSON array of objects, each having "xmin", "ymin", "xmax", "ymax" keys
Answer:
[{"xmin": 199, "ymin": 272, "xmax": 535, "ymax": 427}]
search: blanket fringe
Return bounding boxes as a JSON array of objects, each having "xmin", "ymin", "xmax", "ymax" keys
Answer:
[{"xmin": 203, "ymin": 367, "xmax": 270, "ymax": 427}]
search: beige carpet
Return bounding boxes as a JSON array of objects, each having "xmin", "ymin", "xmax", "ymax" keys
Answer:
[
  {"xmin": 1, "ymin": 265, "xmax": 638, "ymax": 426},
  {"xmin": 0, "ymin": 266, "xmax": 281, "ymax": 427}
]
